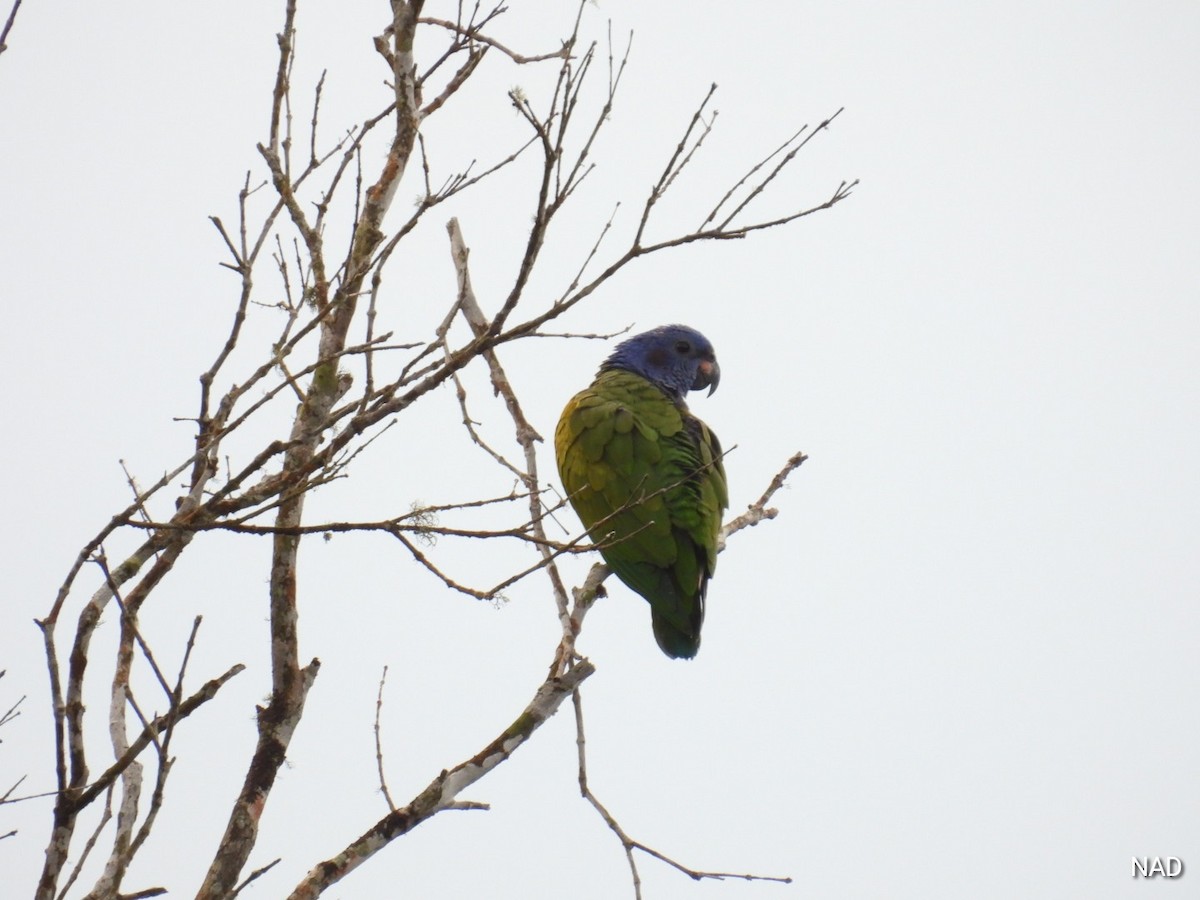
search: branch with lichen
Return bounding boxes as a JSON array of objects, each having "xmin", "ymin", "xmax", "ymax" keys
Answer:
[{"xmin": 196, "ymin": 1, "xmax": 428, "ymax": 893}]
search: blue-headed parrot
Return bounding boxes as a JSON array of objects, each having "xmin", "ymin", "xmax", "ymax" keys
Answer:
[{"xmin": 554, "ymin": 325, "xmax": 728, "ymax": 659}]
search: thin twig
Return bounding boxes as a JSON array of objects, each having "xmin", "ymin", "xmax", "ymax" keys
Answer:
[
  {"xmin": 418, "ymin": 15, "xmax": 571, "ymax": 64},
  {"xmin": 374, "ymin": 667, "xmax": 397, "ymax": 812},
  {"xmin": 573, "ymin": 689, "xmax": 792, "ymax": 895},
  {"xmin": 231, "ymin": 858, "xmax": 282, "ymax": 898}
]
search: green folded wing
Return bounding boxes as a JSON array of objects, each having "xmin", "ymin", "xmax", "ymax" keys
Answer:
[{"xmin": 555, "ymin": 369, "xmax": 727, "ymax": 658}]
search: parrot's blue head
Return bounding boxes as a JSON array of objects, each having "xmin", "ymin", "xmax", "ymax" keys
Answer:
[{"xmin": 601, "ymin": 324, "xmax": 721, "ymax": 401}]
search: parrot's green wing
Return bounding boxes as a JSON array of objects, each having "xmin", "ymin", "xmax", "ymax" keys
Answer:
[{"xmin": 555, "ymin": 369, "xmax": 728, "ymax": 658}]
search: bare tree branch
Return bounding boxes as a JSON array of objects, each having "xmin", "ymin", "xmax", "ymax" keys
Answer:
[
  {"xmin": 722, "ymin": 450, "xmax": 809, "ymax": 543},
  {"xmin": 29, "ymin": 1, "xmax": 847, "ymax": 895},
  {"xmin": 418, "ymin": 15, "xmax": 572, "ymax": 65},
  {"xmin": 285, "ymin": 662, "xmax": 594, "ymax": 899}
]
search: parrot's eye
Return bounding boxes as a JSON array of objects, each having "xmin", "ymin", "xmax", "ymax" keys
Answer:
[{"xmin": 674, "ymin": 340, "xmax": 692, "ymax": 354}]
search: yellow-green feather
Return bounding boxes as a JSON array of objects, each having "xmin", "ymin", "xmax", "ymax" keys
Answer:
[{"xmin": 555, "ymin": 369, "xmax": 727, "ymax": 658}]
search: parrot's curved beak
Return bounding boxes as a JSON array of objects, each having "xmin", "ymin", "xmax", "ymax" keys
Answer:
[{"xmin": 693, "ymin": 358, "xmax": 720, "ymax": 396}]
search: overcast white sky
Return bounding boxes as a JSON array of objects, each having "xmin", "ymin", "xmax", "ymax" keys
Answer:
[{"xmin": 2, "ymin": 2, "xmax": 1198, "ymax": 898}]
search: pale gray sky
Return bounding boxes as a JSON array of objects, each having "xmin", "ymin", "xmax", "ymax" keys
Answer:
[{"xmin": 2, "ymin": 2, "xmax": 1197, "ymax": 898}]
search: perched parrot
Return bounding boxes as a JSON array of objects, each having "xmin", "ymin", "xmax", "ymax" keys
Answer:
[{"xmin": 555, "ymin": 325, "xmax": 728, "ymax": 659}]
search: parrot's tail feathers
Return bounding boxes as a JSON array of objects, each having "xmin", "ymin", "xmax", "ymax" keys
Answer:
[{"xmin": 651, "ymin": 608, "xmax": 701, "ymax": 659}]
